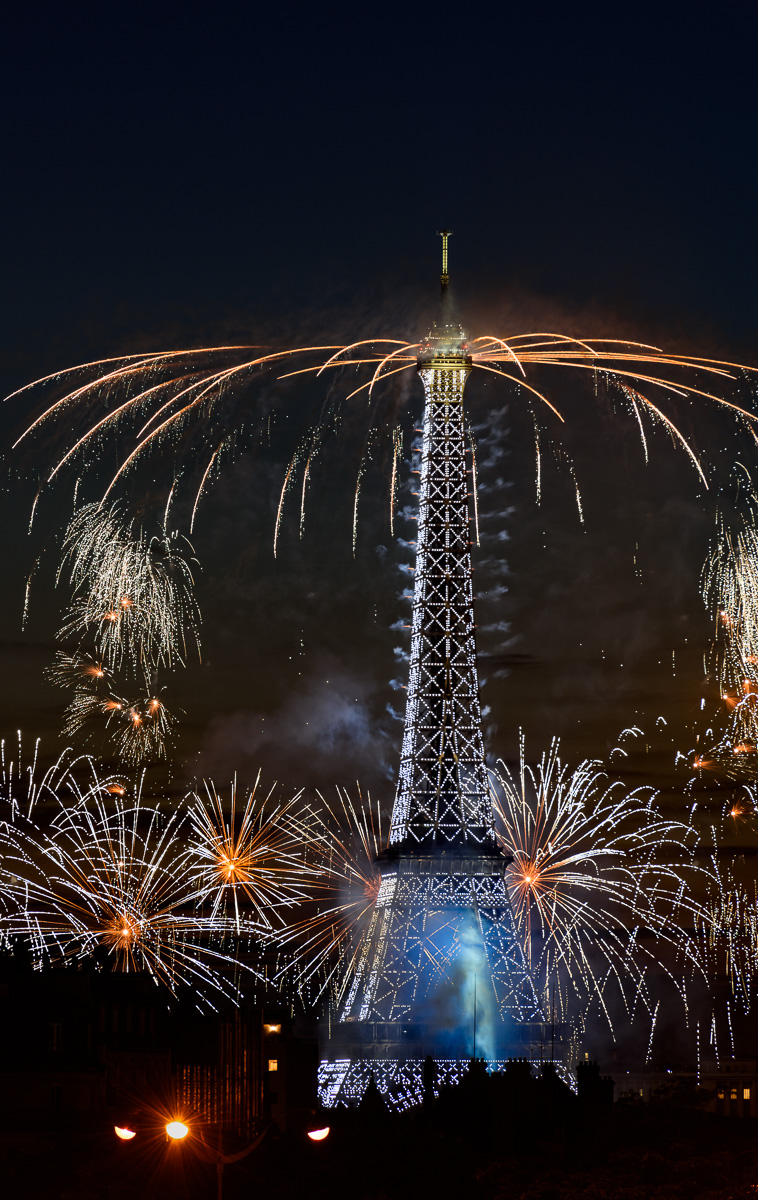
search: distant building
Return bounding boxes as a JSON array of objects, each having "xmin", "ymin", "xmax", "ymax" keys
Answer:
[
  {"xmin": 614, "ymin": 1059, "xmax": 758, "ymax": 1117},
  {"xmin": 0, "ymin": 957, "xmax": 316, "ymax": 1137}
]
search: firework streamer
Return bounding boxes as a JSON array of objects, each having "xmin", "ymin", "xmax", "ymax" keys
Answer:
[
  {"xmin": 695, "ymin": 819, "xmax": 758, "ymax": 1013},
  {"xmin": 275, "ymin": 785, "xmax": 385, "ymax": 1005},
  {"xmin": 389, "ymin": 425, "xmax": 403, "ymax": 537},
  {"xmin": 702, "ymin": 478, "xmax": 758, "ymax": 766},
  {"xmin": 6, "ymin": 334, "xmax": 755, "ymax": 549},
  {"xmin": 56, "ymin": 502, "xmax": 201, "ymax": 684},
  {"xmin": 0, "ymin": 732, "xmax": 119, "ymax": 823},
  {"xmin": 645, "ymin": 1000, "xmax": 660, "ymax": 1064},
  {"xmin": 0, "ymin": 778, "xmax": 268, "ymax": 1006},
  {"xmin": 43, "ymin": 503, "xmax": 200, "ymax": 761},
  {"xmin": 491, "ymin": 735, "xmax": 711, "ymax": 1034},
  {"xmin": 47, "ymin": 652, "xmax": 177, "ymax": 764},
  {"xmin": 185, "ymin": 774, "xmax": 320, "ymax": 932}
]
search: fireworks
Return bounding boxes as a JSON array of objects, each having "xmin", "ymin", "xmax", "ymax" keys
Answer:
[
  {"xmin": 0, "ymin": 731, "xmax": 119, "ymax": 822},
  {"xmin": 702, "ymin": 481, "xmax": 758, "ymax": 766},
  {"xmin": 491, "ymin": 737, "xmax": 709, "ymax": 1031},
  {"xmin": 275, "ymin": 785, "xmax": 385, "ymax": 1004},
  {"xmin": 699, "ymin": 873, "xmax": 758, "ymax": 1013},
  {"xmin": 40, "ymin": 503, "xmax": 199, "ymax": 762},
  {"xmin": 57, "ymin": 502, "xmax": 201, "ymax": 683},
  {"xmin": 47, "ymin": 651, "xmax": 176, "ymax": 764},
  {"xmin": 692, "ymin": 788, "xmax": 758, "ymax": 1014},
  {"xmin": 0, "ymin": 774, "xmax": 263, "ymax": 1005},
  {"xmin": 186, "ymin": 774, "xmax": 318, "ymax": 931},
  {"xmin": 7, "ymin": 334, "xmax": 756, "ymax": 550}
]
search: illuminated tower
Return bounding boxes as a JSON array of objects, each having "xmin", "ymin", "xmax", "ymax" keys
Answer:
[{"xmin": 319, "ymin": 234, "xmax": 543, "ymax": 1107}]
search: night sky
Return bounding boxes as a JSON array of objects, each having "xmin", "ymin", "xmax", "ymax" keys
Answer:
[{"xmin": 2, "ymin": 0, "xmax": 758, "ymax": 843}]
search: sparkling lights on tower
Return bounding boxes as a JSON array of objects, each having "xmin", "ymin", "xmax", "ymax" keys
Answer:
[{"xmin": 319, "ymin": 235, "xmax": 547, "ymax": 1109}]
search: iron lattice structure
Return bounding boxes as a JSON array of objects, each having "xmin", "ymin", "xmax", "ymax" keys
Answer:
[
  {"xmin": 320, "ymin": 241, "xmax": 545, "ymax": 1105},
  {"xmin": 390, "ymin": 358, "xmax": 493, "ymax": 848}
]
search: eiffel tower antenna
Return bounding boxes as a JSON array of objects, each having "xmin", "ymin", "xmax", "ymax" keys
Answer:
[{"xmin": 438, "ymin": 228, "xmax": 452, "ymax": 296}]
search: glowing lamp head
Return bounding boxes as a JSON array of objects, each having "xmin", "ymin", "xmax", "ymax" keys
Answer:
[
  {"xmin": 166, "ymin": 1121, "xmax": 189, "ymax": 1140},
  {"xmin": 307, "ymin": 1127, "xmax": 330, "ymax": 1142},
  {"xmin": 115, "ymin": 1126, "xmax": 136, "ymax": 1140}
]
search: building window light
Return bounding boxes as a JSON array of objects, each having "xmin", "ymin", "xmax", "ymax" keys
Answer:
[
  {"xmin": 268, "ymin": 1059, "xmax": 278, "ymax": 1072},
  {"xmin": 744, "ymin": 1087, "xmax": 751, "ymax": 1101},
  {"xmin": 731, "ymin": 1088, "xmax": 738, "ymax": 1101}
]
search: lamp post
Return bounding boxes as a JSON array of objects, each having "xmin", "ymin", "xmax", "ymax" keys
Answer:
[
  {"xmin": 165, "ymin": 1118, "xmax": 269, "ymax": 1200},
  {"xmin": 116, "ymin": 1115, "xmax": 326, "ymax": 1198}
]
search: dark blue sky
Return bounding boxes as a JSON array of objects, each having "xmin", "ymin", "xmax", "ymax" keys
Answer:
[{"xmin": 2, "ymin": 2, "xmax": 757, "ymax": 367}]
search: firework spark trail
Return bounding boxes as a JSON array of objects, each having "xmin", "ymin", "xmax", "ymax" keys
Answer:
[
  {"xmin": 702, "ymin": 479, "xmax": 758, "ymax": 764},
  {"xmin": 491, "ymin": 736, "xmax": 711, "ymax": 1031},
  {"xmin": 274, "ymin": 785, "xmax": 385, "ymax": 1004},
  {"xmin": 0, "ymin": 732, "xmax": 120, "ymax": 823},
  {"xmin": 698, "ymin": 873, "xmax": 758, "ymax": 1011},
  {"xmin": 0, "ymin": 777, "xmax": 267, "ymax": 1005},
  {"xmin": 42, "ymin": 503, "xmax": 200, "ymax": 761},
  {"xmin": 7, "ymin": 335, "xmax": 756, "ymax": 546},
  {"xmin": 46, "ymin": 652, "xmax": 176, "ymax": 764},
  {"xmin": 185, "ymin": 774, "xmax": 320, "ymax": 932},
  {"xmin": 57, "ymin": 503, "xmax": 201, "ymax": 683},
  {"xmin": 693, "ymin": 793, "xmax": 758, "ymax": 1011},
  {"xmin": 389, "ymin": 425, "xmax": 403, "ymax": 537}
]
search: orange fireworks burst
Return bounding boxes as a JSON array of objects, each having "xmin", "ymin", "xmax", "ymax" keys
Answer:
[
  {"xmin": 187, "ymin": 775, "xmax": 317, "ymax": 932},
  {"xmin": 491, "ymin": 737, "xmax": 707, "ymax": 1029},
  {"xmin": 7, "ymin": 318, "xmax": 756, "ymax": 562},
  {"xmin": 0, "ymin": 788, "xmax": 251, "ymax": 1003}
]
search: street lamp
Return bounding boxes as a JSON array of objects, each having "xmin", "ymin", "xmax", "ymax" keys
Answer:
[
  {"xmin": 307, "ymin": 1127, "xmax": 330, "ymax": 1141},
  {"xmin": 165, "ymin": 1121, "xmax": 189, "ymax": 1140}
]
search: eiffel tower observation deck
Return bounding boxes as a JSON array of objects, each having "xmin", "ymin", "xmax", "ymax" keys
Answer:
[{"xmin": 319, "ymin": 235, "xmax": 550, "ymax": 1109}]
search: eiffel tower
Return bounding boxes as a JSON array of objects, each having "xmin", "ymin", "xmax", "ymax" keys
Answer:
[{"xmin": 319, "ymin": 235, "xmax": 545, "ymax": 1108}]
